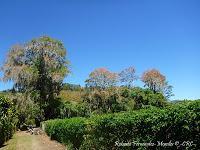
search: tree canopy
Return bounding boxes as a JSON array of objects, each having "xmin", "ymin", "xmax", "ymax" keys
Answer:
[
  {"xmin": 2, "ymin": 36, "xmax": 70, "ymax": 119},
  {"xmin": 141, "ymin": 69, "xmax": 173, "ymax": 98},
  {"xmin": 2, "ymin": 36, "xmax": 69, "ymax": 90},
  {"xmin": 119, "ymin": 66, "xmax": 137, "ymax": 87},
  {"xmin": 141, "ymin": 69, "xmax": 166, "ymax": 93},
  {"xmin": 85, "ymin": 68, "xmax": 118, "ymax": 90}
]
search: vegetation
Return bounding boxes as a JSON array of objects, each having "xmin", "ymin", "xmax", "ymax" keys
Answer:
[
  {"xmin": 82, "ymin": 87, "xmax": 168, "ymax": 114},
  {"xmin": 9, "ymin": 92, "xmax": 41, "ymax": 127},
  {"xmin": 43, "ymin": 100, "xmax": 200, "ymax": 149},
  {"xmin": 0, "ymin": 95, "xmax": 17, "ymax": 146},
  {"xmin": 119, "ymin": 66, "xmax": 137, "ymax": 87},
  {"xmin": 44, "ymin": 117, "xmax": 86, "ymax": 149},
  {"xmin": 141, "ymin": 69, "xmax": 173, "ymax": 98},
  {"xmin": 1, "ymin": 36, "xmax": 70, "ymax": 121},
  {"xmin": 85, "ymin": 68, "xmax": 118, "ymax": 90},
  {"xmin": 1, "ymin": 36, "xmax": 198, "ymax": 149},
  {"xmin": 62, "ymin": 83, "xmax": 82, "ymax": 91}
]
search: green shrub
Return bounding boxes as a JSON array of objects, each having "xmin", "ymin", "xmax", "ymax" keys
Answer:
[
  {"xmin": 0, "ymin": 95, "xmax": 17, "ymax": 146},
  {"xmin": 59, "ymin": 101, "xmax": 90, "ymax": 119},
  {"xmin": 85, "ymin": 100, "xmax": 199, "ymax": 149},
  {"xmin": 44, "ymin": 117, "xmax": 86, "ymax": 149},
  {"xmin": 130, "ymin": 87, "xmax": 169, "ymax": 109},
  {"xmin": 43, "ymin": 100, "xmax": 200, "ymax": 150}
]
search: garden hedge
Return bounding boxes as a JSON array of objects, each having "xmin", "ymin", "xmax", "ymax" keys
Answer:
[
  {"xmin": 43, "ymin": 117, "xmax": 86, "ymax": 149},
  {"xmin": 43, "ymin": 100, "xmax": 200, "ymax": 149}
]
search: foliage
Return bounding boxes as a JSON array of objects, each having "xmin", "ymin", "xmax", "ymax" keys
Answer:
[
  {"xmin": 59, "ymin": 101, "xmax": 90, "ymax": 118},
  {"xmin": 0, "ymin": 95, "xmax": 17, "ymax": 146},
  {"xmin": 119, "ymin": 66, "xmax": 137, "ymax": 87},
  {"xmin": 43, "ymin": 100, "xmax": 200, "ymax": 150},
  {"xmin": 85, "ymin": 68, "xmax": 118, "ymax": 90},
  {"xmin": 162, "ymin": 81, "xmax": 174, "ymax": 99},
  {"xmin": 141, "ymin": 69, "xmax": 173, "ymax": 99},
  {"xmin": 59, "ymin": 90, "xmax": 83, "ymax": 103},
  {"xmin": 130, "ymin": 87, "xmax": 168, "ymax": 109},
  {"xmin": 141, "ymin": 69, "xmax": 166, "ymax": 93},
  {"xmin": 82, "ymin": 87, "xmax": 168, "ymax": 114},
  {"xmin": 62, "ymin": 83, "xmax": 82, "ymax": 91},
  {"xmin": 83, "ymin": 88, "xmax": 125, "ymax": 115},
  {"xmin": 2, "ymin": 36, "xmax": 70, "ymax": 120},
  {"xmin": 43, "ymin": 117, "xmax": 86, "ymax": 149},
  {"xmin": 8, "ymin": 92, "xmax": 41, "ymax": 127}
]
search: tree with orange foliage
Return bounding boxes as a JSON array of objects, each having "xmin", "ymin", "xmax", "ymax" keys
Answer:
[
  {"xmin": 85, "ymin": 68, "xmax": 118, "ymax": 90},
  {"xmin": 141, "ymin": 69, "xmax": 173, "ymax": 98},
  {"xmin": 141, "ymin": 69, "xmax": 166, "ymax": 93}
]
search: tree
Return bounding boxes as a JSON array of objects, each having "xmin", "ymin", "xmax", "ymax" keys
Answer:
[
  {"xmin": 2, "ymin": 36, "xmax": 70, "ymax": 120},
  {"xmin": 119, "ymin": 66, "xmax": 137, "ymax": 87},
  {"xmin": 141, "ymin": 69, "xmax": 166, "ymax": 93},
  {"xmin": 141, "ymin": 69, "xmax": 173, "ymax": 98},
  {"xmin": 162, "ymin": 81, "xmax": 174, "ymax": 99},
  {"xmin": 130, "ymin": 87, "xmax": 168, "ymax": 109},
  {"xmin": 83, "ymin": 88, "xmax": 124, "ymax": 114},
  {"xmin": 62, "ymin": 83, "xmax": 82, "ymax": 91},
  {"xmin": 85, "ymin": 68, "xmax": 118, "ymax": 90}
]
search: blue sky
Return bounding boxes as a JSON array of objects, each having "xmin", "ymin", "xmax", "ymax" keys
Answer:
[{"xmin": 0, "ymin": 0, "xmax": 199, "ymax": 100}]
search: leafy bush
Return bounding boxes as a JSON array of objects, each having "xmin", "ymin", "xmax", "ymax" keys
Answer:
[
  {"xmin": 8, "ymin": 92, "xmax": 42, "ymax": 128},
  {"xmin": 85, "ymin": 100, "xmax": 199, "ymax": 149},
  {"xmin": 129, "ymin": 87, "xmax": 169, "ymax": 109},
  {"xmin": 43, "ymin": 100, "xmax": 200, "ymax": 150},
  {"xmin": 43, "ymin": 117, "xmax": 86, "ymax": 149},
  {"xmin": 83, "ymin": 87, "xmax": 169, "ymax": 115},
  {"xmin": 59, "ymin": 101, "xmax": 90, "ymax": 118},
  {"xmin": 83, "ymin": 88, "xmax": 127, "ymax": 114},
  {"xmin": 0, "ymin": 95, "xmax": 17, "ymax": 146}
]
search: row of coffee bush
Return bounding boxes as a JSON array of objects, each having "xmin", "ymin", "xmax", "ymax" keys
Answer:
[
  {"xmin": 0, "ymin": 95, "xmax": 16, "ymax": 146},
  {"xmin": 43, "ymin": 100, "xmax": 200, "ymax": 149}
]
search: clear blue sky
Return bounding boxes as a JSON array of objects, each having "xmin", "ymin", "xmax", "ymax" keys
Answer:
[{"xmin": 0, "ymin": 0, "xmax": 199, "ymax": 100}]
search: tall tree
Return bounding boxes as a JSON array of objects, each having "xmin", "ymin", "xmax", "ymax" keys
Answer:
[
  {"xmin": 119, "ymin": 66, "xmax": 137, "ymax": 87},
  {"xmin": 141, "ymin": 69, "xmax": 173, "ymax": 99},
  {"xmin": 85, "ymin": 68, "xmax": 118, "ymax": 90},
  {"xmin": 2, "ymin": 36, "xmax": 69, "ymax": 119},
  {"xmin": 141, "ymin": 69, "xmax": 166, "ymax": 93}
]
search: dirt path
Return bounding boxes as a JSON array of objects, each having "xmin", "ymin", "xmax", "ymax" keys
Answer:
[{"xmin": 0, "ymin": 131, "xmax": 66, "ymax": 150}]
